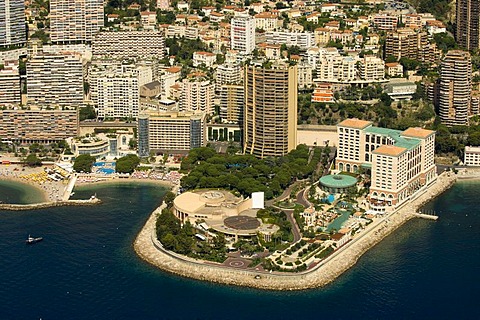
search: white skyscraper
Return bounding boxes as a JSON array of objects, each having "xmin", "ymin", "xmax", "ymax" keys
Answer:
[
  {"xmin": 50, "ymin": 0, "xmax": 104, "ymax": 43},
  {"xmin": 0, "ymin": 0, "xmax": 26, "ymax": 47},
  {"xmin": 231, "ymin": 15, "xmax": 256, "ymax": 54}
]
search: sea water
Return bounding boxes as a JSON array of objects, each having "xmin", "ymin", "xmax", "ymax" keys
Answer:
[{"xmin": 0, "ymin": 181, "xmax": 479, "ymax": 319}]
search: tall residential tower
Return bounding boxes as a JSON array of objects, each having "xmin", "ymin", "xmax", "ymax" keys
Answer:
[
  {"xmin": 50, "ymin": 0, "xmax": 104, "ymax": 43},
  {"xmin": 243, "ymin": 62, "xmax": 297, "ymax": 158},
  {"xmin": 456, "ymin": 0, "xmax": 480, "ymax": 51},
  {"xmin": 438, "ymin": 50, "xmax": 473, "ymax": 126},
  {"xmin": 0, "ymin": 0, "xmax": 26, "ymax": 47},
  {"xmin": 231, "ymin": 15, "xmax": 255, "ymax": 54}
]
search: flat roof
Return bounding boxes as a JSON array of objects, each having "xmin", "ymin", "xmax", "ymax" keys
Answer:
[
  {"xmin": 338, "ymin": 118, "xmax": 372, "ymax": 129},
  {"xmin": 373, "ymin": 145, "xmax": 407, "ymax": 157},
  {"xmin": 402, "ymin": 127, "xmax": 434, "ymax": 139}
]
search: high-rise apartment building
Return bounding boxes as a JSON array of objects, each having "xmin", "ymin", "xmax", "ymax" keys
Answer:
[
  {"xmin": 438, "ymin": 50, "xmax": 473, "ymax": 126},
  {"xmin": 215, "ymin": 63, "xmax": 242, "ymax": 86},
  {"xmin": 92, "ymin": 31, "xmax": 165, "ymax": 60},
  {"xmin": 0, "ymin": 60, "xmax": 21, "ymax": 105},
  {"xmin": 385, "ymin": 29, "xmax": 440, "ymax": 64},
  {"xmin": 50, "ymin": 0, "xmax": 104, "ymax": 43},
  {"xmin": 179, "ymin": 76, "xmax": 215, "ymax": 114},
  {"xmin": 456, "ymin": 0, "xmax": 480, "ymax": 51},
  {"xmin": 219, "ymin": 84, "xmax": 244, "ymax": 124},
  {"xmin": 89, "ymin": 65, "xmax": 148, "ymax": 120},
  {"xmin": 336, "ymin": 119, "xmax": 436, "ymax": 210},
  {"xmin": 231, "ymin": 15, "xmax": 255, "ymax": 54},
  {"xmin": 0, "ymin": 0, "xmax": 26, "ymax": 47},
  {"xmin": 358, "ymin": 56, "xmax": 385, "ymax": 81},
  {"xmin": 0, "ymin": 107, "xmax": 79, "ymax": 143},
  {"xmin": 243, "ymin": 62, "xmax": 297, "ymax": 158},
  {"xmin": 27, "ymin": 52, "xmax": 84, "ymax": 106}
]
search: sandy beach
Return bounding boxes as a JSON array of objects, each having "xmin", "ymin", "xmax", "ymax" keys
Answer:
[
  {"xmin": 134, "ymin": 172, "xmax": 458, "ymax": 290},
  {"xmin": 0, "ymin": 164, "xmax": 66, "ymax": 202}
]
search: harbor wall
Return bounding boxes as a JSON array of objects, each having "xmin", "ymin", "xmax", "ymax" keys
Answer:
[{"xmin": 0, "ymin": 198, "xmax": 101, "ymax": 211}]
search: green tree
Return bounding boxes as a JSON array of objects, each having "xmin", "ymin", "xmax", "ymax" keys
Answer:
[
  {"xmin": 115, "ymin": 154, "xmax": 140, "ymax": 173},
  {"xmin": 25, "ymin": 154, "xmax": 42, "ymax": 167},
  {"xmin": 73, "ymin": 154, "xmax": 96, "ymax": 173}
]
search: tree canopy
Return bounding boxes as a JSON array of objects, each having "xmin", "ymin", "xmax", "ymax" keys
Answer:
[
  {"xmin": 73, "ymin": 154, "xmax": 96, "ymax": 173},
  {"xmin": 115, "ymin": 154, "xmax": 140, "ymax": 173},
  {"xmin": 180, "ymin": 145, "xmax": 323, "ymax": 200}
]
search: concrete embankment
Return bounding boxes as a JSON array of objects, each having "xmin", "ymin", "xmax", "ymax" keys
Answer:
[
  {"xmin": 134, "ymin": 172, "xmax": 457, "ymax": 290},
  {"xmin": 0, "ymin": 198, "xmax": 101, "ymax": 211}
]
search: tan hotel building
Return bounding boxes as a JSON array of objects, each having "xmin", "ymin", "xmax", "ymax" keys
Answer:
[{"xmin": 336, "ymin": 119, "xmax": 436, "ymax": 210}]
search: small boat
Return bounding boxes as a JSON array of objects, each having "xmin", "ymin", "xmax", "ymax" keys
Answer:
[{"xmin": 26, "ymin": 235, "xmax": 43, "ymax": 244}]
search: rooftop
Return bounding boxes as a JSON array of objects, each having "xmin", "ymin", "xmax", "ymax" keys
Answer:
[
  {"xmin": 319, "ymin": 174, "xmax": 357, "ymax": 189},
  {"xmin": 402, "ymin": 127, "xmax": 434, "ymax": 139},
  {"xmin": 373, "ymin": 145, "xmax": 407, "ymax": 157},
  {"xmin": 338, "ymin": 118, "xmax": 372, "ymax": 129}
]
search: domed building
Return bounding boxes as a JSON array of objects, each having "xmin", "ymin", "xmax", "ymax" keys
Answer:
[{"xmin": 319, "ymin": 174, "xmax": 357, "ymax": 194}]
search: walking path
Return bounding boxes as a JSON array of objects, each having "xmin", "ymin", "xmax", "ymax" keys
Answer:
[{"xmin": 134, "ymin": 172, "xmax": 457, "ymax": 290}]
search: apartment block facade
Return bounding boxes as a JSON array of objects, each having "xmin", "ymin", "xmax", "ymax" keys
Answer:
[
  {"xmin": 336, "ymin": 119, "xmax": 436, "ymax": 210},
  {"xmin": 50, "ymin": 0, "xmax": 104, "ymax": 43},
  {"xmin": 0, "ymin": 0, "xmax": 26, "ymax": 47},
  {"xmin": 27, "ymin": 53, "xmax": 84, "ymax": 106},
  {"xmin": 231, "ymin": 15, "xmax": 255, "ymax": 54},
  {"xmin": 92, "ymin": 31, "xmax": 165, "ymax": 60},
  {"xmin": 179, "ymin": 78, "xmax": 215, "ymax": 114},
  {"xmin": 385, "ymin": 29, "xmax": 440, "ymax": 64},
  {"xmin": 90, "ymin": 65, "xmax": 144, "ymax": 120},
  {"xmin": 0, "ymin": 60, "xmax": 21, "ymax": 105},
  {"xmin": 219, "ymin": 84, "xmax": 244, "ymax": 124},
  {"xmin": 456, "ymin": 0, "xmax": 480, "ymax": 51},
  {"xmin": 243, "ymin": 63, "xmax": 297, "ymax": 158},
  {"xmin": 0, "ymin": 107, "xmax": 79, "ymax": 143}
]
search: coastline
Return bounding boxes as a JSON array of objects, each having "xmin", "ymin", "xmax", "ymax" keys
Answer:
[
  {"xmin": 134, "ymin": 172, "xmax": 457, "ymax": 290},
  {"xmin": 0, "ymin": 177, "xmax": 49, "ymax": 203}
]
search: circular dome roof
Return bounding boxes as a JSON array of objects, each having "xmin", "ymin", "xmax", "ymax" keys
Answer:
[{"xmin": 319, "ymin": 174, "xmax": 357, "ymax": 189}]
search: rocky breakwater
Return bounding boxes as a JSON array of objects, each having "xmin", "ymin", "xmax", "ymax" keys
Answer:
[
  {"xmin": 134, "ymin": 172, "xmax": 457, "ymax": 290},
  {"xmin": 0, "ymin": 198, "xmax": 102, "ymax": 211}
]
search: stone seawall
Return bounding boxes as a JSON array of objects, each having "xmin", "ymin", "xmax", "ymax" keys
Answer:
[
  {"xmin": 0, "ymin": 198, "xmax": 102, "ymax": 211},
  {"xmin": 134, "ymin": 172, "xmax": 457, "ymax": 290}
]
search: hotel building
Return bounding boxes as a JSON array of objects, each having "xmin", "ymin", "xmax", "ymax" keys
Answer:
[
  {"xmin": 137, "ymin": 111, "xmax": 206, "ymax": 155},
  {"xmin": 92, "ymin": 31, "xmax": 165, "ymax": 60},
  {"xmin": 244, "ymin": 62, "xmax": 297, "ymax": 158},
  {"xmin": 0, "ymin": 107, "xmax": 79, "ymax": 143},
  {"xmin": 0, "ymin": 0, "xmax": 26, "ymax": 47},
  {"xmin": 27, "ymin": 52, "xmax": 84, "ymax": 106},
  {"xmin": 0, "ymin": 60, "xmax": 21, "ymax": 105},
  {"xmin": 50, "ymin": 0, "xmax": 104, "ymax": 43},
  {"xmin": 464, "ymin": 146, "xmax": 480, "ymax": 166},
  {"xmin": 231, "ymin": 15, "xmax": 255, "ymax": 54},
  {"xmin": 336, "ymin": 119, "xmax": 436, "ymax": 210}
]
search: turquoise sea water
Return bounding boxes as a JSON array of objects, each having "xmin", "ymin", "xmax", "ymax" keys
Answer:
[
  {"xmin": 0, "ymin": 180, "xmax": 479, "ymax": 319},
  {"xmin": 0, "ymin": 180, "xmax": 45, "ymax": 204}
]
